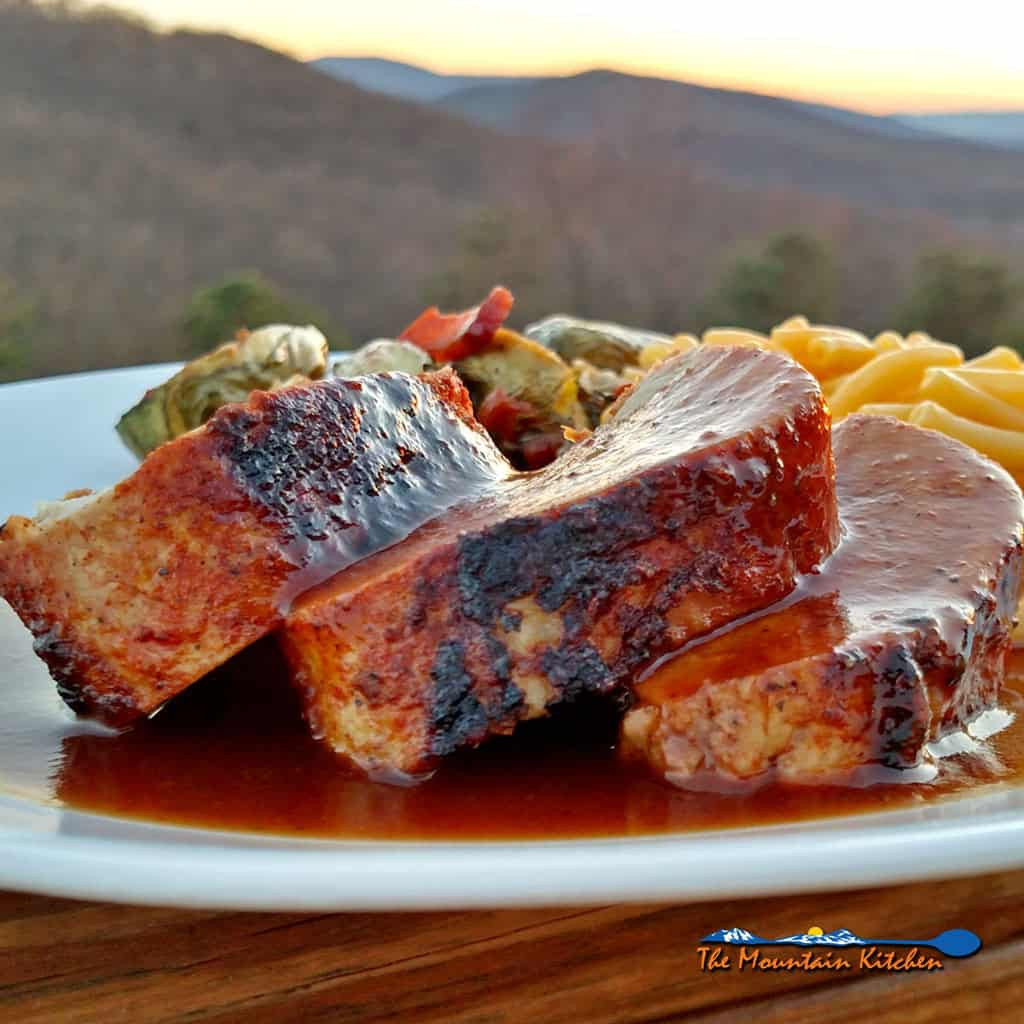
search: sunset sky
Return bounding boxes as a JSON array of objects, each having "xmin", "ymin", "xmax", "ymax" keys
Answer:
[{"xmin": 98, "ymin": 0, "xmax": 1022, "ymax": 114}]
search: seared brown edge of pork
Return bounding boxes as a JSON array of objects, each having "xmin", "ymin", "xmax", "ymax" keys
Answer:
[
  {"xmin": 283, "ymin": 346, "xmax": 840, "ymax": 775},
  {"xmin": 621, "ymin": 413, "xmax": 1024, "ymax": 785},
  {"xmin": 0, "ymin": 369, "xmax": 509, "ymax": 723}
]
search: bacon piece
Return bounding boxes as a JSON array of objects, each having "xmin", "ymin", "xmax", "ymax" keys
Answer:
[
  {"xmin": 475, "ymin": 387, "xmax": 534, "ymax": 443},
  {"xmin": 399, "ymin": 286, "xmax": 514, "ymax": 362},
  {"xmin": 475, "ymin": 387, "xmax": 565, "ymax": 469}
]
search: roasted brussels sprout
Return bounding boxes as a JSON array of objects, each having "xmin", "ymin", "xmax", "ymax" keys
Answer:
[
  {"xmin": 455, "ymin": 329, "xmax": 586, "ymax": 427},
  {"xmin": 572, "ymin": 359, "xmax": 639, "ymax": 427},
  {"xmin": 524, "ymin": 315, "xmax": 673, "ymax": 372},
  {"xmin": 454, "ymin": 328, "xmax": 587, "ymax": 468},
  {"xmin": 116, "ymin": 324, "xmax": 328, "ymax": 458},
  {"xmin": 333, "ymin": 339, "xmax": 433, "ymax": 378}
]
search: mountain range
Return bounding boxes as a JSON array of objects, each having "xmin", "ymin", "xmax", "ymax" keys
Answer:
[
  {"xmin": 702, "ymin": 928, "xmax": 863, "ymax": 946},
  {"xmin": 1, "ymin": 1, "xmax": 1022, "ymax": 382},
  {"xmin": 309, "ymin": 57, "xmax": 536, "ymax": 103},
  {"xmin": 313, "ymin": 57, "xmax": 1024, "ymax": 153},
  {"xmin": 894, "ymin": 112, "xmax": 1024, "ymax": 151}
]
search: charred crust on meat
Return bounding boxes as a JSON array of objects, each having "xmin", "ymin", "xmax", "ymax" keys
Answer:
[
  {"xmin": 209, "ymin": 373, "xmax": 502, "ymax": 553},
  {"xmin": 500, "ymin": 680, "xmax": 524, "ymax": 715},
  {"xmin": 428, "ymin": 636, "xmax": 523, "ymax": 754},
  {"xmin": 667, "ymin": 550, "xmax": 729, "ymax": 594},
  {"xmin": 209, "ymin": 377, "xmax": 404, "ymax": 543},
  {"xmin": 33, "ymin": 628, "xmax": 90, "ymax": 714},
  {"xmin": 498, "ymin": 608, "xmax": 522, "ymax": 632},
  {"xmin": 34, "ymin": 628, "xmax": 138, "ymax": 724},
  {"xmin": 451, "ymin": 494, "xmax": 662, "ymax": 708},
  {"xmin": 869, "ymin": 645, "xmax": 930, "ymax": 767},
  {"xmin": 455, "ymin": 497, "xmax": 653, "ymax": 628},
  {"xmin": 429, "ymin": 641, "xmax": 488, "ymax": 756},
  {"xmin": 55, "ymin": 679, "xmax": 90, "ymax": 715},
  {"xmin": 615, "ymin": 602, "xmax": 668, "ymax": 665},
  {"xmin": 455, "ymin": 517, "xmax": 541, "ymax": 624},
  {"xmin": 483, "ymin": 634, "xmax": 509, "ymax": 683},
  {"xmin": 540, "ymin": 643, "xmax": 615, "ymax": 701}
]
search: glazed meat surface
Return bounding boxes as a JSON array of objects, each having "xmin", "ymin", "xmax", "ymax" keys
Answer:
[
  {"xmin": 622, "ymin": 414, "xmax": 1024, "ymax": 786},
  {"xmin": 0, "ymin": 369, "xmax": 508, "ymax": 724},
  {"xmin": 282, "ymin": 346, "xmax": 840, "ymax": 778}
]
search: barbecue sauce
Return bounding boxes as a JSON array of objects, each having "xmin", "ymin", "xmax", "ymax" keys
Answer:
[{"xmin": 3, "ymin": 601, "xmax": 1024, "ymax": 840}]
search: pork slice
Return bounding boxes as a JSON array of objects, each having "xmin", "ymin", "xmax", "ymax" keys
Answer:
[
  {"xmin": 281, "ymin": 346, "xmax": 839, "ymax": 778},
  {"xmin": 621, "ymin": 414, "xmax": 1024, "ymax": 786},
  {"xmin": 0, "ymin": 369, "xmax": 508, "ymax": 723}
]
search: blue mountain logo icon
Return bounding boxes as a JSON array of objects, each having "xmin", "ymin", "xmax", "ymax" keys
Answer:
[
  {"xmin": 701, "ymin": 926, "xmax": 980, "ymax": 958},
  {"xmin": 702, "ymin": 928, "xmax": 763, "ymax": 944}
]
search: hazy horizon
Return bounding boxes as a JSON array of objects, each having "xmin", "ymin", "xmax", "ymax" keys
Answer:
[
  {"xmin": 79, "ymin": 0, "xmax": 1024, "ymax": 116},
  {"xmin": 314, "ymin": 54, "xmax": 1024, "ymax": 119}
]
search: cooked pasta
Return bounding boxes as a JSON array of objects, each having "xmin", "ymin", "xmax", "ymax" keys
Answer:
[
  {"xmin": 871, "ymin": 331, "xmax": 905, "ymax": 354},
  {"xmin": 671, "ymin": 333, "xmax": 700, "ymax": 354},
  {"xmin": 908, "ymin": 401, "xmax": 1024, "ymax": 470},
  {"xmin": 965, "ymin": 346, "xmax": 1024, "ymax": 370},
  {"xmin": 827, "ymin": 345, "xmax": 963, "ymax": 418},
  {"xmin": 693, "ymin": 317, "xmax": 1023, "ymax": 484},
  {"xmin": 919, "ymin": 369, "xmax": 1024, "ymax": 432},
  {"xmin": 770, "ymin": 324, "xmax": 874, "ymax": 378},
  {"xmin": 949, "ymin": 368, "xmax": 1024, "ymax": 407},
  {"xmin": 701, "ymin": 328, "xmax": 774, "ymax": 350},
  {"xmin": 855, "ymin": 402, "xmax": 915, "ymax": 420}
]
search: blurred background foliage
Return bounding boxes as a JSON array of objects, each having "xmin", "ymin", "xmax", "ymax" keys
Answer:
[
  {"xmin": 0, "ymin": 276, "xmax": 44, "ymax": 379},
  {"xmin": 4, "ymin": 232, "xmax": 1023, "ymax": 384},
  {"xmin": 424, "ymin": 208, "xmax": 557, "ymax": 318},
  {"xmin": 897, "ymin": 250, "xmax": 1023, "ymax": 352},
  {"xmin": 1, "ymin": 1, "xmax": 1023, "ymax": 383},
  {"xmin": 181, "ymin": 272, "xmax": 334, "ymax": 356},
  {"xmin": 697, "ymin": 234, "xmax": 837, "ymax": 334}
]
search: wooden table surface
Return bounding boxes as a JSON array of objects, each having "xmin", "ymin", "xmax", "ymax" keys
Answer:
[{"xmin": 2, "ymin": 870, "xmax": 1023, "ymax": 1023}]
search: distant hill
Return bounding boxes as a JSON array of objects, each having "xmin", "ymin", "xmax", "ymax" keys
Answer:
[
  {"xmin": 312, "ymin": 59, "xmax": 1024, "ymax": 222},
  {"xmin": 890, "ymin": 112, "xmax": 1024, "ymax": 151},
  {"xmin": 0, "ymin": 2, "xmax": 1014, "ymax": 380},
  {"xmin": 312, "ymin": 57, "xmax": 1024, "ymax": 157},
  {"xmin": 310, "ymin": 56, "xmax": 534, "ymax": 103},
  {"xmin": 431, "ymin": 70, "xmax": 1024, "ymax": 226}
]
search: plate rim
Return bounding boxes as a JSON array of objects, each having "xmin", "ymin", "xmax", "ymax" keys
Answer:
[
  {"xmin": 1, "ymin": 790, "xmax": 1024, "ymax": 909},
  {"xmin": 2, "ymin": 363, "xmax": 1024, "ymax": 910}
]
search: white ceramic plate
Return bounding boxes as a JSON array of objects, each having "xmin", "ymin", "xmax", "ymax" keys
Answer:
[{"xmin": 2, "ymin": 364, "xmax": 1024, "ymax": 911}]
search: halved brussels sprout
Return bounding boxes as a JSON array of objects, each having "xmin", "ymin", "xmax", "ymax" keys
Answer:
[
  {"xmin": 332, "ymin": 339, "xmax": 433, "ymax": 378},
  {"xmin": 452, "ymin": 328, "xmax": 588, "ymax": 468},
  {"xmin": 455, "ymin": 329, "xmax": 586, "ymax": 428},
  {"xmin": 116, "ymin": 324, "xmax": 328, "ymax": 459},
  {"xmin": 524, "ymin": 315, "xmax": 673, "ymax": 372},
  {"xmin": 572, "ymin": 359, "xmax": 637, "ymax": 427}
]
